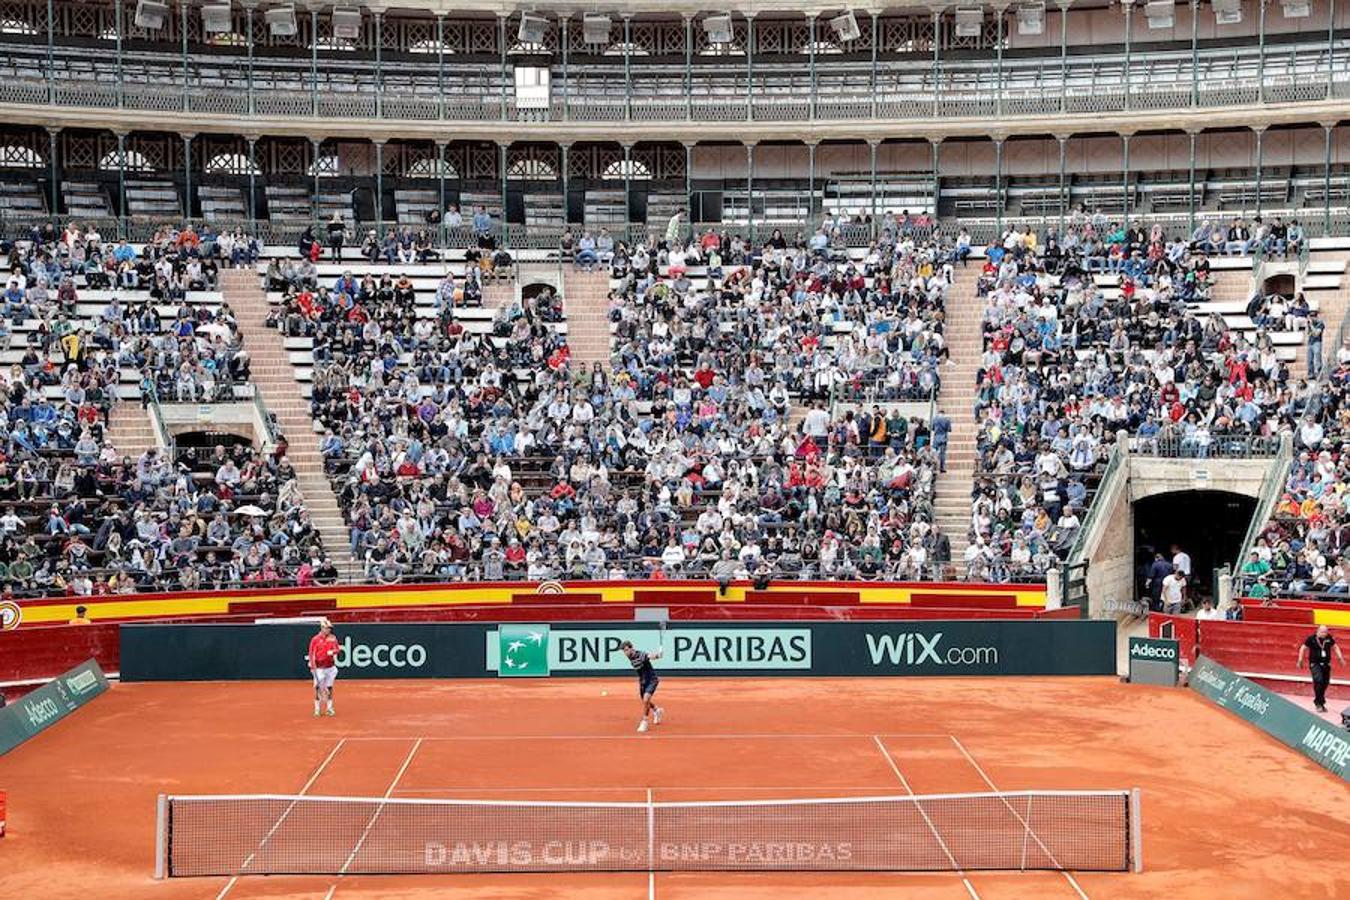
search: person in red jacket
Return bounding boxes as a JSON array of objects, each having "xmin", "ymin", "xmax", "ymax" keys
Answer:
[{"xmin": 308, "ymin": 618, "xmax": 340, "ymax": 718}]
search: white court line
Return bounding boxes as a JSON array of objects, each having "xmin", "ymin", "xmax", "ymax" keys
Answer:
[
  {"xmin": 872, "ymin": 736, "xmax": 980, "ymax": 900},
  {"xmin": 949, "ymin": 736, "xmax": 1090, "ymax": 900},
  {"xmin": 338, "ymin": 738, "xmax": 425, "ymax": 876},
  {"xmin": 341, "ymin": 732, "xmax": 953, "ymax": 741},
  {"xmin": 216, "ymin": 737, "xmax": 348, "ymax": 899},
  {"xmin": 391, "ymin": 785, "xmax": 916, "ymax": 794}
]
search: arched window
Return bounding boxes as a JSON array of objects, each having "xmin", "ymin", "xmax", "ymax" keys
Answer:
[
  {"xmin": 204, "ymin": 152, "xmax": 262, "ymax": 176},
  {"xmin": 602, "ymin": 159, "xmax": 652, "ymax": 181},
  {"xmin": 0, "ymin": 144, "xmax": 43, "ymax": 169},
  {"xmin": 99, "ymin": 149, "xmax": 154, "ymax": 173},
  {"xmin": 507, "ymin": 158, "xmax": 557, "ymax": 181},
  {"xmin": 309, "ymin": 154, "xmax": 339, "ymax": 176},
  {"xmin": 407, "ymin": 157, "xmax": 458, "ymax": 178}
]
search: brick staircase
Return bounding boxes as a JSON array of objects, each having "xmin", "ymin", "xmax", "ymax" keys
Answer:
[
  {"xmin": 1309, "ymin": 266, "xmax": 1350, "ymax": 377},
  {"xmin": 932, "ymin": 269, "xmax": 984, "ymax": 566},
  {"xmin": 105, "ymin": 400, "xmax": 159, "ymax": 460},
  {"xmin": 482, "ymin": 279, "xmax": 515, "ymax": 309},
  {"xmin": 561, "ymin": 267, "xmax": 612, "ymax": 368},
  {"xmin": 218, "ymin": 269, "xmax": 355, "ymax": 575}
]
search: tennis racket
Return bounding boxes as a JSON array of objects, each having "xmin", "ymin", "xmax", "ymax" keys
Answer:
[{"xmin": 659, "ymin": 620, "xmax": 667, "ymax": 655}]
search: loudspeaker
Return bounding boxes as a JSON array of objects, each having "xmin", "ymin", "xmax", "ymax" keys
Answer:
[
  {"xmin": 703, "ymin": 14, "xmax": 733, "ymax": 44},
  {"xmin": 201, "ymin": 2, "xmax": 232, "ymax": 34},
  {"xmin": 331, "ymin": 7, "xmax": 362, "ymax": 40},
  {"xmin": 134, "ymin": 0, "xmax": 169, "ymax": 30},
  {"xmin": 518, "ymin": 12, "xmax": 548, "ymax": 44},
  {"xmin": 264, "ymin": 5, "xmax": 297, "ymax": 37},
  {"xmin": 954, "ymin": 7, "xmax": 983, "ymax": 37},
  {"xmin": 828, "ymin": 11, "xmax": 860, "ymax": 42},
  {"xmin": 582, "ymin": 14, "xmax": 611, "ymax": 44}
]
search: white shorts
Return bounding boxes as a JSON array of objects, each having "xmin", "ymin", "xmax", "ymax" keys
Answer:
[{"xmin": 312, "ymin": 666, "xmax": 337, "ymax": 690}]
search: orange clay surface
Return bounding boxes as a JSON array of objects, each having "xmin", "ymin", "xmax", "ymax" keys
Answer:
[{"xmin": 0, "ymin": 676, "xmax": 1347, "ymax": 900}]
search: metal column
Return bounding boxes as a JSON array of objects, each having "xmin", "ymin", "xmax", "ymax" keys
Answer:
[
  {"xmin": 47, "ymin": 128, "xmax": 59, "ymax": 217},
  {"xmin": 45, "ymin": 0, "xmax": 53, "ymax": 103},
  {"xmin": 560, "ymin": 16, "xmax": 569, "ymax": 120},
  {"xmin": 180, "ymin": 0, "xmax": 189, "ymax": 111},
  {"xmin": 374, "ymin": 141, "xmax": 384, "ymax": 230},
  {"xmin": 807, "ymin": 141, "xmax": 817, "ymax": 224},
  {"xmin": 684, "ymin": 16, "xmax": 693, "ymax": 121},
  {"xmin": 870, "ymin": 11, "xmax": 879, "ymax": 119},
  {"xmin": 1057, "ymin": 135, "xmax": 1068, "ymax": 233},
  {"xmin": 246, "ymin": 136, "xmax": 257, "ymax": 226},
  {"xmin": 1187, "ymin": 130, "xmax": 1198, "ymax": 233},
  {"xmin": 311, "ymin": 138, "xmax": 322, "ymax": 222},
  {"xmin": 623, "ymin": 16, "xmax": 632, "ymax": 120},
  {"xmin": 746, "ymin": 142, "xmax": 755, "ymax": 242},
  {"xmin": 1328, "ymin": 0, "xmax": 1338, "ymax": 101},
  {"xmin": 310, "ymin": 8, "xmax": 319, "ymax": 115},
  {"xmin": 374, "ymin": 11, "xmax": 384, "ymax": 118},
  {"xmin": 1121, "ymin": 133, "xmax": 1131, "ymax": 220},
  {"xmin": 116, "ymin": 132, "xmax": 128, "ymax": 238},
  {"xmin": 115, "ymin": 0, "xmax": 124, "ymax": 108},
  {"xmin": 808, "ymin": 15, "xmax": 817, "ymax": 119},
  {"xmin": 1190, "ymin": 0, "xmax": 1200, "ymax": 107},
  {"xmin": 244, "ymin": 5, "xmax": 254, "ymax": 115},
  {"xmin": 1254, "ymin": 127, "xmax": 1264, "ymax": 217},
  {"xmin": 931, "ymin": 138, "xmax": 941, "ymax": 216},
  {"xmin": 436, "ymin": 141, "xmax": 447, "ymax": 228},
  {"xmin": 869, "ymin": 139, "xmax": 879, "ymax": 233},
  {"xmin": 499, "ymin": 142, "xmax": 509, "ymax": 247},
  {"xmin": 623, "ymin": 143, "xmax": 633, "ymax": 234},
  {"xmin": 932, "ymin": 10, "xmax": 941, "ymax": 117},
  {"xmin": 1257, "ymin": 0, "xmax": 1266, "ymax": 100},
  {"xmin": 685, "ymin": 141, "xmax": 693, "ymax": 227},
  {"xmin": 499, "ymin": 14, "xmax": 508, "ymax": 120},
  {"xmin": 994, "ymin": 5, "xmax": 1004, "ymax": 117},
  {"xmin": 1123, "ymin": 0, "xmax": 1133, "ymax": 110},
  {"xmin": 745, "ymin": 14, "xmax": 754, "ymax": 122},
  {"xmin": 1323, "ymin": 124, "xmax": 1334, "ymax": 237},
  {"xmin": 436, "ymin": 15, "xmax": 445, "ymax": 119},
  {"xmin": 1058, "ymin": 1, "xmax": 1068, "ymax": 112},
  {"xmin": 994, "ymin": 138, "xmax": 1004, "ymax": 235},
  {"xmin": 182, "ymin": 133, "xmax": 193, "ymax": 222},
  {"xmin": 560, "ymin": 143, "xmax": 570, "ymax": 225}
]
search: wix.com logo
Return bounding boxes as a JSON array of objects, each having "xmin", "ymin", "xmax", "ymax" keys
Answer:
[{"xmin": 864, "ymin": 632, "xmax": 999, "ymax": 668}]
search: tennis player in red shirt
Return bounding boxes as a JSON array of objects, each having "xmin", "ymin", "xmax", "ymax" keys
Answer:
[{"xmin": 308, "ymin": 618, "xmax": 339, "ymax": 717}]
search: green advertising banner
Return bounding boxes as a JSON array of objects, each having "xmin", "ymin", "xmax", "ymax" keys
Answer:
[
  {"xmin": 122, "ymin": 620, "xmax": 1115, "ymax": 681},
  {"xmin": 0, "ymin": 659, "xmax": 110, "ymax": 756},
  {"xmin": 1188, "ymin": 655, "xmax": 1349, "ymax": 782}
]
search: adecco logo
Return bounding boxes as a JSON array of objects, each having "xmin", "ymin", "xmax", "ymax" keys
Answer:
[
  {"xmin": 334, "ymin": 636, "xmax": 428, "ymax": 670},
  {"xmin": 1130, "ymin": 642, "xmax": 1178, "ymax": 660}
]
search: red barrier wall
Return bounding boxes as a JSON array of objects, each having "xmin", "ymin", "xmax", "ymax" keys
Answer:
[{"xmin": 1148, "ymin": 613, "xmax": 1200, "ymax": 671}]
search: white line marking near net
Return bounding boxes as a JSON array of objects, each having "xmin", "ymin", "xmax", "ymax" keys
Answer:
[
  {"xmin": 647, "ymin": 788, "xmax": 656, "ymax": 900},
  {"xmin": 341, "ymin": 732, "xmax": 954, "ymax": 741},
  {"xmin": 872, "ymin": 735, "xmax": 980, "ymax": 900},
  {"xmin": 949, "ymin": 735, "xmax": 1089, "ymax": 900},
  {"xmin": 338, "ymin": 737, "xmax": 424, "ymax": 876},
  {"xmin": 220, "ymin": 736, "xmax": 347, "ymax": 895}
]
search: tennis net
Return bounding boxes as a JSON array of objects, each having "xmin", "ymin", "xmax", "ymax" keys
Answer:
[{"xmin": 157, "ymin": 789, "xmax": 1140, "ymax": 877}]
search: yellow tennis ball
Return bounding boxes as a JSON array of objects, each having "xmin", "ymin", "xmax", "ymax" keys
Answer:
[{"xmin": 601, "ymin": 690, "xmax": 608, "ymax": 696}]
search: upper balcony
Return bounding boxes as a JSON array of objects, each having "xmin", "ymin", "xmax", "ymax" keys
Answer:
[{"xmin": 1, "ymin": 2, "xmax": 1348, "ymax": 138}]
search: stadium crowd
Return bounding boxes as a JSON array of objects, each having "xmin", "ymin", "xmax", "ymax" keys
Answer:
[{"xmin": 0, "ymin": 222, "xmax": 331, "ymax": 598}]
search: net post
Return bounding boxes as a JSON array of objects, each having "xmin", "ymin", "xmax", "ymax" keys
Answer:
[
  {"xmin": 153, "ymin": 794, "xmax": 168, "ymax": 880},
  {"xmin": 1129, "ymin": 788, "xmax": 1143, "ymax": 873}
]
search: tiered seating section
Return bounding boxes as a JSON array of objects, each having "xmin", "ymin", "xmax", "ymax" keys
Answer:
[{"xmin": 0, "ymin": 224, "xmax": 327, "ymax": 598}]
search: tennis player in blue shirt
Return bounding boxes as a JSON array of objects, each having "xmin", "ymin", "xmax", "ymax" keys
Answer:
[{"xmin": 621, "ymin": 640, "xmax": 664, "ymax": 733}]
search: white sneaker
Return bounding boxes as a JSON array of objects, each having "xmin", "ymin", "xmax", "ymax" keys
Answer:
[
  {"xmin": 653, "ymin": 707, "xmax": 664, "ymax": 725},
  {"xmin": 637, "ymin": 720, "xmax": 649, "ymax": 733}
]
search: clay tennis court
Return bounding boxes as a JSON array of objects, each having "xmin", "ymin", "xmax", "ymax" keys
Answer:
[{"xmin": 0, "ymin": 676, "xmax": 1346, "ymax": 900}]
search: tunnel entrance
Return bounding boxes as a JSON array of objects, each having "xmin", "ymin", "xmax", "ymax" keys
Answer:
[{"xmin": 1133, "ymin": 490, "xmax": 1255, "ymax": 604}]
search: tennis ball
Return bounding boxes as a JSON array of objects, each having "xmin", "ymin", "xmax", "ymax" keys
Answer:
[{"xmin": 601, "ymin": 690, "xmax": 609, "ymax": 696}]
